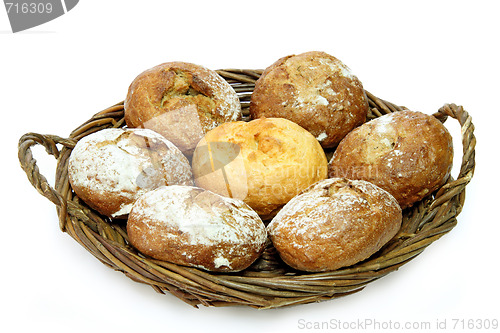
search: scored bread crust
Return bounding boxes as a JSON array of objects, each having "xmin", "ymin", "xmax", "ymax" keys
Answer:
[
  {"xmin": 124, "ymin": 61, "xmax": 242, "ymax": 155},
  {"xmin": 267, "ymin": 178, "xmax": 402, "ymax": 272},
  {"xmin": 328, "ymin": 110, "xmax": 454, "ymax": 208},
  {"xmin": 249, "ymin": 51, "xmax": 368, "ymax": 148}
]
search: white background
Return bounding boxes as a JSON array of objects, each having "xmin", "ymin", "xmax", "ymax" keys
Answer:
[{"xmin": 2, "ymin": 1, "xmax": 498, "ymax": 332}]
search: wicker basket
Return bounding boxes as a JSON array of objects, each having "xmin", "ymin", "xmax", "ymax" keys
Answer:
[{"xmin": 18, "ymin": 69, "xmax": 475, "ymax": 309}]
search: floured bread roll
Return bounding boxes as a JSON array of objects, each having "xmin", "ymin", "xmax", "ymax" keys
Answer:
[
  {"xmin": 124, "ymin": 61, "xmax": 242, "ymax": 156},
  {"xmin": 267, "ymin": 178, "xmax": 402, "ymax": 272},
  {"xmin": 127, "ymin": 185, "xmax": 267, "ymax": 272},
  {"xmin": 68, "ymin": 128, "xmax": 193, "ymax": 218},
  {"xmin": 250, "ymin": 51, "xmax": 368, "ymax": 148},
  {"xmin": 329, "ymin": 110, "xmax": 454, "ymax": 208},
  {"xmin": 192, "ymin": 117, "xmax": 328, "ymax": 219}
]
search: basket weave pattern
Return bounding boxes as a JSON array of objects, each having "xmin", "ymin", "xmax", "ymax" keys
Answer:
[{"xmin": 18, "ymin": 69, "xmax": 476, "ymax": 309}]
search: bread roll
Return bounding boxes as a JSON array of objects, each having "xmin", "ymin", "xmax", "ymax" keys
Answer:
[
  {"xmin": 329, "ymin": 110, "xmax": 453, "ymax": 208},
  {"xmin": 267, "ymin": 178, "xmax": 402, "ymax": 272},
  {"xmin": 68, "ymin": 128, "xmax": 193, "ymax": 218},
  {"xmin": 127, "ymin": 185, "xmax": 267, "ymax": 272},
  {"xmin": 192, "ymin": 117, "xmax": 328, "ymax": 219},
  {"xmin": 249, "ymin": 51, "xmax": 368, "ymax": 148},
  {"xmin": 124, "ymin": 61, "xmax": 242, "ymax": 156}
]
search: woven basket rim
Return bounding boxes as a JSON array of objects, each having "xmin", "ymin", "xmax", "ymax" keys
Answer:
[{"xmin": 17, "ymin": 69, "xmax": 476, "ymax": 309}]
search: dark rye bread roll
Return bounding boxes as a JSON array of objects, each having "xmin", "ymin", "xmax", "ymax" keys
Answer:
[
  {"xmin": 329, "ymin": 110, "xmax": 454, "ymax": 209},
  {"xmin": 127, "ymin": 185, "xmax": 267, "ymax": 272},
  {"xmin": 124, "ymin": 61, "xmax": 242, "ymax": 156},
  {"xmin": 68, "ymin": 128, "xmax": 193, "ymax": 218},
  {"xmin": 249, "ymin": 51, "xmax": 368, "ymax": 148},
  {"xmin": 267, "ymin": 178, "xmax": 402, "ymax": 272}
]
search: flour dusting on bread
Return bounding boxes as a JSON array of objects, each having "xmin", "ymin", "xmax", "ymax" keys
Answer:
[
  {"xmin": 250, "ymin": 51, "xmax": 368, "ymax": 148},
  {"xmin": 68, "ymin": 128, "xmax": 193, "ymax": 218},
  {"xmin": 127, "ymin": 186, "xmax": 267, "ymax": 272},
  {"xmin": 267, "ymin": 178, "xmax": 402, "ymax": 272}
]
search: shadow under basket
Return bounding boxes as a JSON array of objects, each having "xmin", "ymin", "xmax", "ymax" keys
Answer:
[{"xmin": 18, "ymin": 69, "xmax": 476, "ymax": 309}]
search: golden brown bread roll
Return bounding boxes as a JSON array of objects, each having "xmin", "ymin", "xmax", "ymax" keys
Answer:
[
  {"xmin": 192, "ymin": 117, "xmax": 328, "ymax": 219},
  {"xmin": 124, "ymin": 61, "xmax": 242, "ymax": 156},
  {"xmin": 267, "ymin": 178, "xmax": 402, "ymax": 272},
  {"xmin": 127, "ymin": 185, "xmax": 267, "ymax": 272},
  {"xmin": 328, "ymin": 110, "xmax": 454, "ymax": 208},
  {"xmin": 249, "ymin": 51, "xmax": 368, "ymax": 148},
  {"xmin": 68, "ymin": 128, "xmax": 193, "ymax": 218}
]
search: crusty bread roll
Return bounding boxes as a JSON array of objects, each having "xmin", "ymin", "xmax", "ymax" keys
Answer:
[
  {"xmin": 329, "ymin": 110, "xmax": 454, "ymax": 208},
  {"xmin": 192, "ymin": 117, "xmax": 328, "ymax": 219},
  {"xmin": 249, "ymin": 51, "xmax": 368, "ymax": 148},
  {"xmin": 124, "ymin": 61, "xmax": 242, "ymax": 156},
  {"xmin": 267, "ymin": 178, "xmax": 402, "ymax": 272},
  {"xmin": 127, "ymin": 185, "xmax": 267, "ymax": 272},
  {"xmin": 68, "ymin": 128, "xmax": 193, "ymax": 218}
]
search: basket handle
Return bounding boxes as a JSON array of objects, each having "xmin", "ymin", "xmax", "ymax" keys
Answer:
[
  {"xmin": 18, "ymin": 103, "xmax": 475, "ymax": 218},
  {"xmin": 430, "ymin": 104, "xmax": 476, "ymax": 210},
  {"xmin": 18, "ymin": 133, "xmax": 76, "ymax": 223}
]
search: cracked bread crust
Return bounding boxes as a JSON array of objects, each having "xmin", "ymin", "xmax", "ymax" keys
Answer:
[
  {"xmin": 127, "ymin": 185, "xmax": 267, "ymax": 272},
  {"xmin": 267, "ymin": 178, "xmax": 402, "ymax": 272},
  {"xmin": 192, "ymin": 117, "xmax": 328, "ymax": 219},
  {"xmin": 328, "ymin": 111, "xmax": 454, "ymax": 208},
  {"xmin": 124, "ymin": 62, "xmax": 242, "ymax": 156},
  {"xmin": 68, "ymin": 128, "xmax": 193, "ymax": 218},
  {"xmin": 249, "ymin": 51, "xmax": 368, "ymax": 148}
]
